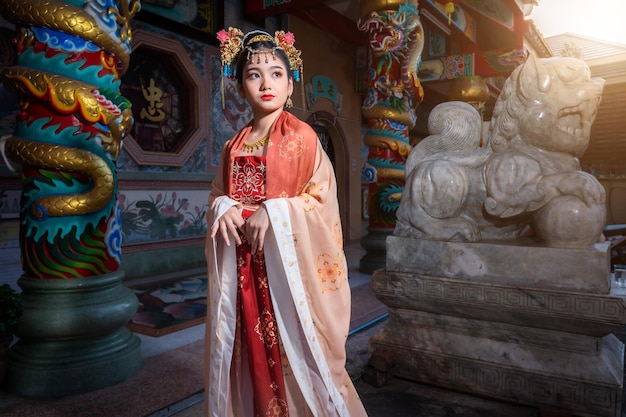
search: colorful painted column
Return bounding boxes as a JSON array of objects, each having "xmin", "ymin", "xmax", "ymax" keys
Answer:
[
  {"xmin": 0, "ymin": 0, "xmax": 142, "ymax": 397},
  {"xmin": 358, "ymin": 0, "xmax": 424, "ymax": 272}
]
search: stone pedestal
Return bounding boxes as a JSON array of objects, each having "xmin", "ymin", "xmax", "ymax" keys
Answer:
[
  {"xmin": 3, "ymin": 272, "xmax": 142, "ymax": 398},
  {"xmin": 360, "ymin": 227, "xmax": 389, "ymax": 274},
  {"xmin": 369, "ymin": 236, "xmax": 626, "ymax": 417}
]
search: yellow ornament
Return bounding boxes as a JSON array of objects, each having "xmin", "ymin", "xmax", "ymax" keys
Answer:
[{"xmin": 445, "ymin": 1, "xmax": 455, "ymax": 25}]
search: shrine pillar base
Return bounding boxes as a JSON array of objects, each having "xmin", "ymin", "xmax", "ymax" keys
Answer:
[
  {"xmin": 360, "ymin": 226, "xmax": 390, "ymax": 274},
  {"xmin": 3, "ymin": 271, "xmax": 142, "ymax": 398}
]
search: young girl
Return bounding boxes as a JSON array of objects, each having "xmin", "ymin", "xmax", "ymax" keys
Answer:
[{"xmin": 204, "ymin": 28, "xmax": 368, "ymax": 417}]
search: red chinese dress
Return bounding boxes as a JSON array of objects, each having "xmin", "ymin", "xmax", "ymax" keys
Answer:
[{"xmin": 231, "ymin": 155, "xmax": 289, "ymax": 417}]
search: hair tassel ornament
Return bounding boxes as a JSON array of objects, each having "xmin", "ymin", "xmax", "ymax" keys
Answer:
[{"xmin": 216, "ymin": 27, "xmax": 244, "ymax": 109}]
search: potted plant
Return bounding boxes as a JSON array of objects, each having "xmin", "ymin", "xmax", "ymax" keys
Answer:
[{"xmin": 0, "ymin": 283, "xmax": 23, "ymax": 381}]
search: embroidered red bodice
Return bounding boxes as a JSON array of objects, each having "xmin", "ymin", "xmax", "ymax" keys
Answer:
[{"xmin": 231, "ymin": 155, "xmax": 267, "ymax": 206}]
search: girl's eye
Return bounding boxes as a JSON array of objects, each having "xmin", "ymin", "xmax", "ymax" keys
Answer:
[{"xmin": 273, "ymin": 71, "xmax": 282, "ymax": 78}]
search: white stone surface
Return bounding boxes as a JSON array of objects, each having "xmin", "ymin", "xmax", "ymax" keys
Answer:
[
  {"xmin": 397, "ymin": 55, "xmax": 606, "ymax": 249},
  {"xmin": 386, "ymin": 235, "xmax": 612, "ymax": 293}
]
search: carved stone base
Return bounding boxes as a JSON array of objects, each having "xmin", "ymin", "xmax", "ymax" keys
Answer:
[{"xmin": 371, "ymin": 237, "xmax": 626, "ymax": 417}]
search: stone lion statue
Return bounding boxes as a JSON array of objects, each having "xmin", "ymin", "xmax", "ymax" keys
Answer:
[{"xmin": 395, "ymin": 55, "xmax": 606, "ymax": 248}]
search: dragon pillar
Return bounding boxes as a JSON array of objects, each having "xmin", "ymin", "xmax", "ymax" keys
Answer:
[
  {"xmin": 0, "ymin": 0, "xmax": 142, "ymax": 397},
  {"xmin": 358, "ymin": 0, "xmax": 424, "ymax": 272}
]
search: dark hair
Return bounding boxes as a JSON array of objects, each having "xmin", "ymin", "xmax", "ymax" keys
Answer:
[{"xmin": 234, "ymin": 40, "xmax": 292, "ymax": 84}]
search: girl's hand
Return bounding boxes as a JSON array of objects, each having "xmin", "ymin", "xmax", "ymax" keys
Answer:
[
  {"xmin": 244, "ymin": 205, "xmax": 270, "ymax": 255},
  {"xmin": 210, "ymin": 206, "xmax": 245, "ymax": 246}
]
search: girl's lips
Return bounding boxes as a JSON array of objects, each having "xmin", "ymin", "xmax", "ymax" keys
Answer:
[{"xmin": 261, "ymin": 95, "xmax": 274, "ymax": 101}]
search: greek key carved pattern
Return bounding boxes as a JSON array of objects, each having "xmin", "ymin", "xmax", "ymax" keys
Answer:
[
  {"xmin": 377, "ymin": 272, "xmax": 626, "ymax": 321},
  {"xmin": 384, "ymin": 343, "xmax": 617, "ymax": 416}
]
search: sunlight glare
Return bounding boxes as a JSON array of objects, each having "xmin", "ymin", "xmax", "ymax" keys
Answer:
[{"xmin": 530, "ymin": 0, "xmax": 626, "ymax": 44}]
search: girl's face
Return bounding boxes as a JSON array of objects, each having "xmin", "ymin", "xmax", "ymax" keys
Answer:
[{"xmin": 238, "ymin": 50, "xmax": 293, "ymax": 117}]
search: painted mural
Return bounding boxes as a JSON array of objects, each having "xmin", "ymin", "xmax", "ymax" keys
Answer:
[{"xmin": 119, "ymin": 189, "xmax": 208, "ymax": 243}]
